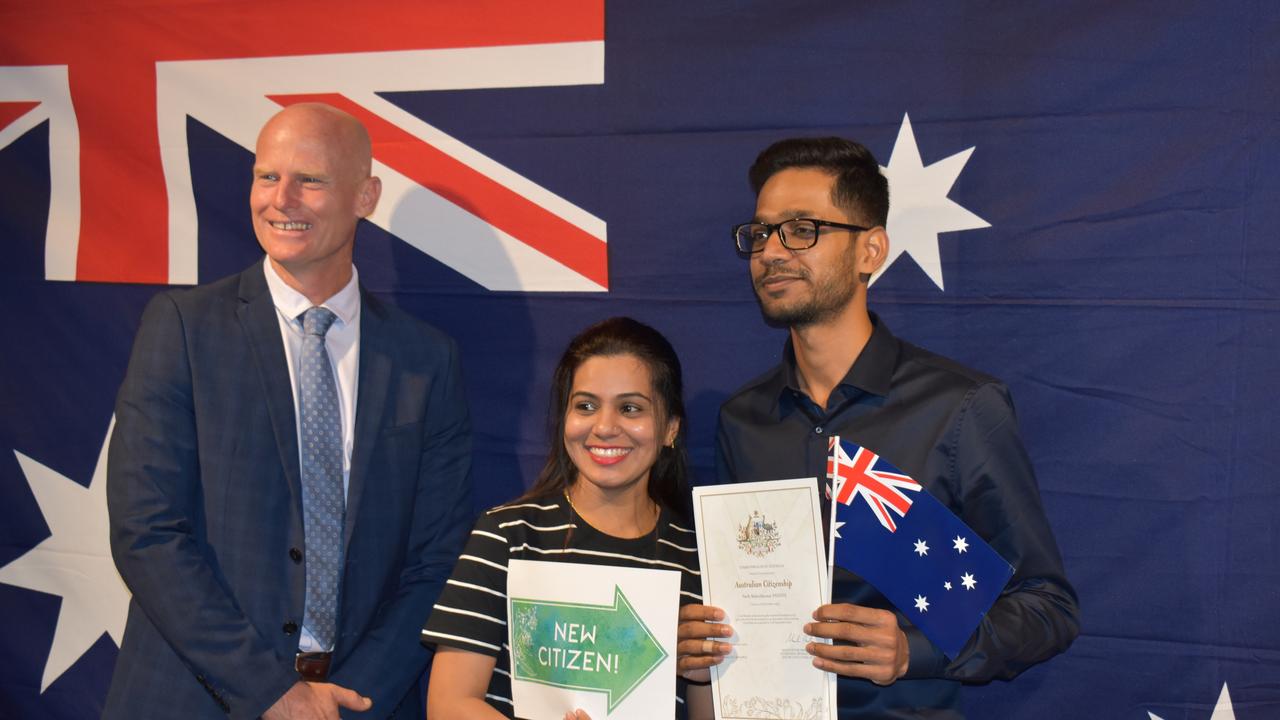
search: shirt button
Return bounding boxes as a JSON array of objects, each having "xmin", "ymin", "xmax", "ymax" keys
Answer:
[
  {"xmin": 283, "ymin": 621, "xmax": 299, "ymax": 635},
  {"xmin": 289, "ymin": 548, "xmax": 303, "ymax": 563},
  {"xmin": 814, "ymin": 426, "xmax": 824, "ymax": 435}
]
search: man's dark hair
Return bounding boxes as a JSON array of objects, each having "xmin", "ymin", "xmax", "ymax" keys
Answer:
[{"xmin": 748, "ymin": 137, "xmax": 889, "ymax": 227}]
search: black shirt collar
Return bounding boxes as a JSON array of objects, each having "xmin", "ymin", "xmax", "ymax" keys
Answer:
[{"xmin": 776, "ymin": 312, "xmax": 899, "ymax": 416}]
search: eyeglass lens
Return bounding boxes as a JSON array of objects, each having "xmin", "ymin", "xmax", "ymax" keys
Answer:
[{"xmin": 736, "ymin": 219, "xmax": 819, "ymax": 252}]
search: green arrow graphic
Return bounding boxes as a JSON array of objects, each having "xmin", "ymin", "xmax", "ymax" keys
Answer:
[{"xmin": 509, "ymin": 585, "xmax": 668, "ymax": 713}]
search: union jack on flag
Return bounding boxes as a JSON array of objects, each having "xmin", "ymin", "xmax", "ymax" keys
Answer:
[{"xmin": 827, "ymin": 438, "xmax": 923, "ymax": 532}]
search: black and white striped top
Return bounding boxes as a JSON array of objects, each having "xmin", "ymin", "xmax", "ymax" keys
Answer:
[{"xmin": 422, "ymin": 494, "xmax": 703, "ymax": 718}]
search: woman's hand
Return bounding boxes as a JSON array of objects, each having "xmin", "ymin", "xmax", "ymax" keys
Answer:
[{"xmin": 676, "ymin": 604, "xmax": 734, "ymax": 682}]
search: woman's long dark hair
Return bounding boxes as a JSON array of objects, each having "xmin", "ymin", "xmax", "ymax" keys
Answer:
[{"xmin": 517, "ymin": 317, "xmax": 690, "ymax": 514}]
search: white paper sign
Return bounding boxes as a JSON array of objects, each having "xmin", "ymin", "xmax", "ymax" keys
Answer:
[{"xmin": 506, "ymin": 559, "xmax": 681, "ymax": 720}]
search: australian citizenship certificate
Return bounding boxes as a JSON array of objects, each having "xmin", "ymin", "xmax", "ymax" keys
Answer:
[{"xmin": 693, "ymin": 478, "xmax": 835, "ymax": 720}]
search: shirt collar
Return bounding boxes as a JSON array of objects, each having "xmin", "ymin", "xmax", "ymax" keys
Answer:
[
  {"xmin": 262, "ymin": 257, "xmax": 361, "ymax": 327},
  {"xmin": 777, "ymin": 312, "xmax": 898, "ymax": 414}
]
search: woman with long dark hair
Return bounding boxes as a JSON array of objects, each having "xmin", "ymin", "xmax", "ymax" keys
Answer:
[{"xmin": 423, "ymin": 317, "xmax": 708, "ymax": 720}]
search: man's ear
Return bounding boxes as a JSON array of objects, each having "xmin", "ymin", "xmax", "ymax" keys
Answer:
[
  {"xmin": 857, "ymin": 226, "xmax": 889, "ymax": 283},
  {"xmin": 356, "ymin": 176, "xmax": 382, "ymax": 218}
]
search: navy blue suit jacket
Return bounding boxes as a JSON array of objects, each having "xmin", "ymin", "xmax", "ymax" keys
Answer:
[{"xmin": 103, "ymin": 263, "xmax": 472, "ymax": 719}]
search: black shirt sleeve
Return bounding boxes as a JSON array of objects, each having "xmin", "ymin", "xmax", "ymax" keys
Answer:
[{"xmin": 926, "ymin": 383, "xmax": 1080, "ymax": 681}]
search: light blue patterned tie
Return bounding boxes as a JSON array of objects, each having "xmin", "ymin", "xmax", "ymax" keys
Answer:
[{"xmin": 299, "ymin": 307, "xmax": 344, "ymax": 649}]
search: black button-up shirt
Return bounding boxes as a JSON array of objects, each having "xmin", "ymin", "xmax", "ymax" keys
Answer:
[{"xmin": 716, "ymin": 316, "xmax": 1079, "ymax": 719}]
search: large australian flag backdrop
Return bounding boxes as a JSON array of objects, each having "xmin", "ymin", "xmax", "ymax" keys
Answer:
[
  {"xmin": 827, "ymin": 437, "xmax": 1014, "ymax": 660},
  {"xmin": 2, "ymin": 1, "xmax": 1278, "ymax": 719}
]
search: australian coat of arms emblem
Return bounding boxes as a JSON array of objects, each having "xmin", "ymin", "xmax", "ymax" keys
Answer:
[{"xmin": 737, "ymin": 510, "xmax": 781, "ymax": 558}]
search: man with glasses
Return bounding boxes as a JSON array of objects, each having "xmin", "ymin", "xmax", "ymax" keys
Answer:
[{"xmin": 677, "ymin": 137, "xmax": 1078, "ymax": 718}]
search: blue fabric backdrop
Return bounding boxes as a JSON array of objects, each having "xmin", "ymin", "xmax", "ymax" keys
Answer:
[{"xmin": 2, "ymin": 1, "xmax": 1277, "ymax": 718}]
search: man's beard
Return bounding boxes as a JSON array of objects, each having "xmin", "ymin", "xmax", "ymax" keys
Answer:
[{"xmin": 752, "ymin": 262, "xmax": 858, "ymax": 329}]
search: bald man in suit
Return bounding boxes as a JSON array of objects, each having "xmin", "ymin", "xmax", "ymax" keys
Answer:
[{"xmin": 105, "ymin": 103, "xmax": 472, "ymax": 720}]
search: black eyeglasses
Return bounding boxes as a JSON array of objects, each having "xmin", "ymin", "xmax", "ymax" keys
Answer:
[{"xmin": 732, "ymin": 218, "xmax": 869, "ymax": 255}]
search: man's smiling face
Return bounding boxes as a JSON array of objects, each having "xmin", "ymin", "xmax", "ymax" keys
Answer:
[{"xmin": 250, "ymin": 105, "xmax": 378, "ymax": 284}]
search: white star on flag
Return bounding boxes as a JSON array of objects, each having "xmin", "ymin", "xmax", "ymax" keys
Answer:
[
  {"xmin": 1148, "ymin": 682, "xmax": 1235, "ymax": 720},
  {"xmin": 913, "ymin": 595, "xmax": 929, "ymax": 612},
  {"xmin": 952, "ymin": 535, "xmax": 969, "ymax": 553},
  {"xmin": 913, "ymin": 539, "xmax": 929, "ymax": 556},
  {"xmin": 944, "ymin": 581, "xmax": 953, "ymax": 591},
  {"xmin": 877, "ymin": 112, "xmax": 991, "ymax": 290},
  {"xmin": 0, "ymin": 418, "xmax": 131, "ymax": 692},
  {"xmin": 961, "ymin": 572, "xmax": 977, "ymax": 591}
]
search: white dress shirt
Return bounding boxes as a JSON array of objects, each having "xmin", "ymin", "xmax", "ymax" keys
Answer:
[{"xmin": 262, "ymin": 257, "xmax": 361, "ymax": 652}]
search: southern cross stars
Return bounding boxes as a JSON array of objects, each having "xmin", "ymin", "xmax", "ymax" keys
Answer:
[
  {"xmin": 914, "ymin": 595, "xmax": 929, "ymax": 612},
  {"xmin": 961, "ymin": 572, "xmax": 977, "ymax": 591},
  {"xmin": 913, "ymin": 538, "xmax": 929, "ymax": 556},
  {"xmin": 952, "ymin": 535, "xmax": 969, "ymax": 553}
]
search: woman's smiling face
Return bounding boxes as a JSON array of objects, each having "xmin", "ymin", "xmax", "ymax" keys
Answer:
[{"xmin": 563, "ymin": 354, "xmax": 678, "ymax": 497}]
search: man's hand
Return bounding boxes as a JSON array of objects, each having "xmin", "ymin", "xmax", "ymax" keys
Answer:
[
  {"xmin": 262, "ymin": 681, "xmax": 372, "ymax": 720},
  {"xmin": 804, "ymin": 603, "xmax": 909, "ymax": 686},
  {"xmin": 676, "ymin": 604, "xmax": 734, "ymax": 682}
]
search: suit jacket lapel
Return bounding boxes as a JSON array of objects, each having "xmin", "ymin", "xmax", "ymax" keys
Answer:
[
  {"xmin": 236, "ymin": 266, "xmax": 305, "ymax": 511},
  {"xmin": 346, "ymin": 287, "xmax": 391, "ymax": 548}
]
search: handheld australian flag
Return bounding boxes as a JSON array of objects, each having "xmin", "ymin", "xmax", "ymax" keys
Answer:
[{"xmin": 826, "ymin": 437, "xmax": 1013, "ymax": 659}]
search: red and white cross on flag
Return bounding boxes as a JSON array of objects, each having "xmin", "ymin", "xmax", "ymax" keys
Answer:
[
  {"xmin": 0, "ymin": 0, "xmax": 606, "ymax": 291},
  {"xmin": 826, "ymin": 436, "xmax": 923, "ymax": 533}
]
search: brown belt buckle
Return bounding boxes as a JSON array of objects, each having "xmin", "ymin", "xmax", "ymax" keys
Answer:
[{"xmin": 295, "ymin": 651, "xmax": 333, "ymax": 682}]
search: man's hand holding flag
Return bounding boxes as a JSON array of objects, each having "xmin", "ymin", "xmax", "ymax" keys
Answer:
[{"xmin": 826, "ymin": 437, "xmax": 1014, "ymax": 659}]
